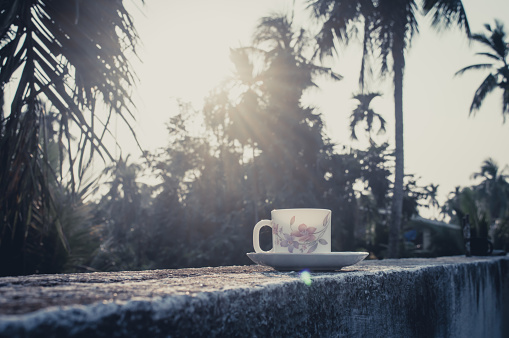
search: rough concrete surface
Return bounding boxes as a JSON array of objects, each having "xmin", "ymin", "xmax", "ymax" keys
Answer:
[{"xmin": 0, "ymin": 256, "xmax": 507, "ymax": 337}]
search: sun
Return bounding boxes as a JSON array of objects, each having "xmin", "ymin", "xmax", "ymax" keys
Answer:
[
  {"xmin": 120, "ymin": 1, "xmax": 301, "ymax": 155},
  {"xmin": 121, "ymin": 2, "xmax": 249, "ymax": 154}
]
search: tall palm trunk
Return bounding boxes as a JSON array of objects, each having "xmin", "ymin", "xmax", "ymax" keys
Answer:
[{"xmin": 388, "ymin": 46, "xmax": 405, "ymax": 258}]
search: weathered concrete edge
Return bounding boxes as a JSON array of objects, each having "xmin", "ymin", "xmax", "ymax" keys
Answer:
[{"xmin": 0, "ymin": 257, "xmax": 508, "ymax": 337}]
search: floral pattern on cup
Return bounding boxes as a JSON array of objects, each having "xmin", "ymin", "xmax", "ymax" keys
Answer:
[{"xmin": 273, "ymin": 212, "xmax": 330, "ymax": 253}]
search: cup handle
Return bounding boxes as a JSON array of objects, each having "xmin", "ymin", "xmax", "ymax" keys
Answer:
[{"xmin": 253, "ymin": 220, "xmax": 273, "ymax": 253}]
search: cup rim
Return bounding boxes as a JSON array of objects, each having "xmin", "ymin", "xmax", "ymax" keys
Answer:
[{"xmin": 272, "ymin": 208, "xmax": 331, "ymax": 212}]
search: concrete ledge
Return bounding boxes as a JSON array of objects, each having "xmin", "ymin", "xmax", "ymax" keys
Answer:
[{"xmin": 0, "ymin": 256, "xmax": 508, "ymax": 337}]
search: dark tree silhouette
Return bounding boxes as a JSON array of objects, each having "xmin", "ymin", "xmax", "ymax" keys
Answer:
[
  {"xmin": 456, "ymin": 20, "xmax": 509, "ymax": 120},
  {"xmin": 0, "ymin": 0, "xmax": 142, "ymax": 275},
  {"xmin": 308, "ymin": 0, "xmax": 470, "ymax": 257}
]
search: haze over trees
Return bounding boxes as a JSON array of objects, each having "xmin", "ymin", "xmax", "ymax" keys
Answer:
[
  {"xmin": 0, "ymin": 1, "xmax": 508, "ymax": 276},
  {"xmin": 307, "ymin": 0, "xmax": 471, "ymax": 257}
]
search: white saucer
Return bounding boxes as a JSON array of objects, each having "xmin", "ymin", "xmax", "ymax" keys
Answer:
[{"xmin": 246, "ymin": 252, "xmax": 369, "ymax": 271}]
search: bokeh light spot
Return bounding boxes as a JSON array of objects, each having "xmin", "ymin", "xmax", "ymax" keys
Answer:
[{"xmin": 300, "ymin": 270, "xmax": 312, "ymax": 286}]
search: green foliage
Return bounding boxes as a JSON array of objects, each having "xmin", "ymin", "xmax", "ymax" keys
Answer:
[
  {"xmin": 47, "ymin": 179, "xmax": 101, "ymax": 273},
  {"xmin": 0, "ymin": 104, "xmax": 51, "ymax": 275},
  {"xmin": 0, "ymin": 102, "xmax": 100, "ymax": 276},
  {"xmin": 4, "ymin": 4, "xmax": 492, "ymax": 275},
  {"xmin": 308, "ymin": 0, "xmax": 470, "ymax": 257},
  {"xmin": 0, "ymin": 0, "xmax": 141, "ymax": 276},
  {"xmin": 90, "ymin": 156, "xmax": 155, "ymax": 271},
  {"xmin": 85, "ymin": 12, "xmax": 432, "ymax": 269},
  {"xmin": 443, "ymin": 158, "xmax": 509, "ymax": 249}
]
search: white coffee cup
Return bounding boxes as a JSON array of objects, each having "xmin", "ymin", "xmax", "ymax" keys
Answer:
[{"xmin": 253, "ymin": 208, "xmax": 331, "ymax": 254}]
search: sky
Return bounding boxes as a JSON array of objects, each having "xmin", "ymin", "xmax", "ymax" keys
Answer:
[{"xmin": 121, "ymin": 0, "xmax": 509, "ymax": 214}]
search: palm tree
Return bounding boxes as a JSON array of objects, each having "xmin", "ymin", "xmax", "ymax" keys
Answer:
[
  {"xmin": 0, "ymin": 1, "xmax": 142, "ymax": 275},
  {"xmin": 424, "ymin": 183, "xmax": 441, "ymax": 217},
  {"xmin": 350, "ymin": 92, "xmax": 386, "ymax": 142},
  {"xmin": 456, "ymin": 20, "xmax": 509, "ymax": 120},
  {"xmin": 308, "ymin": 0, "xmax": 470, "ymax": 257},
  {"xmin": 471, "ymin": 157, "xmax": 509, "ymax": 220}
]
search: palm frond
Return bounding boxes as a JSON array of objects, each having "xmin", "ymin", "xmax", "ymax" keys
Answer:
[
  {"xmin": 475, "ymin": 52, "xmax": 503, "ymax": 62},
  {"xmin": 422, "ymin": 0, "xmax": 470, "ymax": 36},
  {"xmin": 1, "ymin": 0, "xmax": 141, "ymax": 164},
  {"xmin": 470, "ymin": 73, "xmax": 498, "ymax": 113},
  {"xmin": 470, "ymin": 33, "xmax": 495, "ymax": 49},
  {"xmin": 309, "ymin": 0, "xmax": 366, "ymax": 60},
  {"xmin": 487, "ymin": 20, "xmax": 508, "ymax": 60},
  {"xmin": 502, "ymin": 83, "xmax": 509, "ymax": 119},
  {"xmin": 455, "ymin": 63, "xmax": 494, "ymax": 76}
]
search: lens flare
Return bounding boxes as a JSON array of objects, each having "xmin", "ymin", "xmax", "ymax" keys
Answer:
[{"xmin": 300, "ymin": 270, "xmax": 312, "ymax": 286}]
